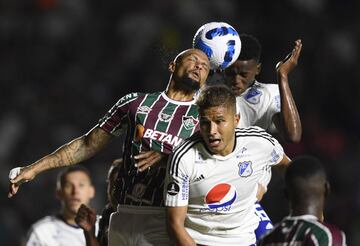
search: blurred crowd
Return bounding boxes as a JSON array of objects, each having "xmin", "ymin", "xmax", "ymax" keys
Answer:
[{"xmin": 0, "ymin": 0, "xmax": 359, "ymax": 245}]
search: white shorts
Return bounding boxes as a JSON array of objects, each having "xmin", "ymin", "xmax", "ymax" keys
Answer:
[{"xmin": 108, "ymin": 205, "xmax": 174, "ymax": 246}]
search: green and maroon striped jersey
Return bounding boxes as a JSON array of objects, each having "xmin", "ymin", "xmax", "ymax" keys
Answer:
[
  {"xmin": 258, "ymin": 215, "xmax": 347, "ymax": 246},
  {"xmin": 99, "ymin": 91, "xmax": 199, "ymax": 206}
]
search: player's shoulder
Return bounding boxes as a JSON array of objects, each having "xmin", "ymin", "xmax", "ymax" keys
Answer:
[
  {"xmin": 172, "ymin": 131, "xmax": 203, "ymax": 156},
  {"xmin": 170, "ymin": 132, "xmax": 203, "ymax": 165},
  {"xmin": 115, "ymin": 91, "xmax": 151, "ymax": 106},
  {"xmin": 30, "ymin": 215, "xmax": 59, "ymax": 231},
  {"xmin": 235, "ymin": 126, "xmax": 277, "ymax": 146},
  {"xmin": 241, "ymin": 81, "xmax": 278, "ymax": 105}
]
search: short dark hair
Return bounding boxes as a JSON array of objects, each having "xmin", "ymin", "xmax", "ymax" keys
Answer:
[
  {"xmin": 238, "ymin": 34, "xmax": 262, "ymax": 62},
  {"xmin": 57, "ymin": 165, "xmax": 92, "ymax": 189},
  {"xmin": 196, "ymin": 85, "xmax": 236, "ymax": 113},
  {"xmin": 285, "ymin": 156, "xmax": 327, "ymax": 196}
]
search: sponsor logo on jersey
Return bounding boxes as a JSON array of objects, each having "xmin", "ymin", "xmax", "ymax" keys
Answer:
[
  {"xmin": 133, "ymin": 124, "xmax": 145, "ymax": 142},
  {"xmin": 143, "ymin": 129, "xmax": 182, "ymax": 146},
  {"xmin": 182, "ymin": 116, "xmax": 199, "ymax": 130},
  {"xmin": 236, "ymin": 147, "xmax": 248, "ymax": 158},
  {"xmin": 167, "ymin": 182, "xmax": 180, "ymax": 196},
  {"xmin": 194, "ymin": 174, "xmax": 205, "ymax": 182},
  {"xmin": 238, "ymin": 161, "xmax": 253, "ymax": 177},
  {"xmin": 245, "ymin": 86, "xmax": 262, "ymax": 104},
  {"xmin": 201, "ymin": 183, "xmax": 237, "ymax": 212},
  {"xmin": 158, "ymin": 110, "xmax": 173, "ymax": 122},
  {"xmin": 137, "ymin": 105, "xmax": 152, "ymax": 114}
]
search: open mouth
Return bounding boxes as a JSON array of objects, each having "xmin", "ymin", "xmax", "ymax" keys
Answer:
[
  {"xmin": 208, "ymin": 138, "xmax": 221, "ymax": 148},
  {"xmin": 191, "ymin": 70, "xmax": 200, "ymax": 80}
]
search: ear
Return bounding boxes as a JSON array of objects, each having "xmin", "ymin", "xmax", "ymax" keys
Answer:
[
  {"xmin": 168, "ymin": 61, "xmax": 176, "ymax": 73},
  {"xmin": 234, "ymin": 113, "xmax": 240, "ymax": 126},
  {"xmin": 256, "ymin": 63, "xmax": 262, "ymax": 75}
]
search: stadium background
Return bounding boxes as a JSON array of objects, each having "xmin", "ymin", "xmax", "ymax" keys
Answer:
[{"xmin": 0, "ymin": 0, "xmax": 359, "ymax": 245}]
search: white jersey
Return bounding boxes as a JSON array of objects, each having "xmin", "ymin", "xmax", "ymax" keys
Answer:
[
  {"xmin": 26, "ymin": 215, "xmax": 100, "ymax": 246},
  {"xmin": 237, "ymin": 81, "xmax": 281, "ymax": 131},
  {"xmin": 165, "ymin": 127, "xmax": 284, "ymax": 246}
]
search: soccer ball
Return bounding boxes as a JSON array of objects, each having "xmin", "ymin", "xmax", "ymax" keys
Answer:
[{"xmin": 192, "ymin": 22, "xmax": 241, "ymax": 70}]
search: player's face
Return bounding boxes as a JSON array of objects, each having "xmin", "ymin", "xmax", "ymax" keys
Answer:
[
  {"xmin": 224, "ymin": 59, "xmax": 260, "ymax": 96},
  {"xmin": 172, "ymin": 49, "xmax": 210, "ymax": 90},
  {"xmin": 58, "ymin": 171, "xmax": 95, "ymax": 215},
  {"xmin": 200, "ymin": 105, "xmax": 239, "ymax": 156}
]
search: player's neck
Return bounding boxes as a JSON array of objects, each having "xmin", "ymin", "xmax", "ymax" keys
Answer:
[
  {"xmin": 61, "ymin": 209, "xmax": 77, "ymax": 226},
  {"xmin": 165, "ymin": 87, "xmax": 195, "ymax": 102},
  {"xmin": 165, "ymin": 78, "xmax": 198, "ymax": 102},
  {"xmin": 291, "ymin": 201, "xmax": 324, "ymax": 221}
]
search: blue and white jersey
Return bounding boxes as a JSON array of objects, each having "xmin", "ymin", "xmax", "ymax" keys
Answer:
[
  {"xmin": 26, "ymin": 215, "xmax": 100, "ymax": 246},
  {"xmin": 237, "ymin": 81, "xmax": 281, "ymax": 132},
  {"xmin": 165, "ymin": 127, "xmax": 284, "ymax": 246}
]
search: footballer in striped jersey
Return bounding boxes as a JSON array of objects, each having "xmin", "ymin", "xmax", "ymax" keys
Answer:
[
  {"xmin": 8, "ymin": 48, "xmax": 210, "ymax": 246},
  {"xmin": 258, "ymin": 156, "xmax": 347, "ymax": 246}
]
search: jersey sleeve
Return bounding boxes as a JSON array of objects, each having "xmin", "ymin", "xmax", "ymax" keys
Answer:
[
  {"xmin": 264, "ymin": 84, "xmax": 281, "ymax": 131},
  {"xmin": 256, "ymin": 128, "xmax": 285, "ymax": 188},
  {"xmin": 164, "ymin": 150, "xmax": 192, "ymax": 207},
  {"xmin": 26, "ymin": 227, "xmax": 43, "ymax": 246},
  {"xmin": 98, "ymin": 92, "xmax": 139, "ymax": 137}
]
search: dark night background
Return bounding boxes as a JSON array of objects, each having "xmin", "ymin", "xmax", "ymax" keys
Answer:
[{"xmin": 1, "ymin": 0, "xmax": 359, "ymax": 245}]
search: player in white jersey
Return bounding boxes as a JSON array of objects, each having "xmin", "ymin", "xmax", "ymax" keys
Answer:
[
  {"xmin": 165, "ymin": 85, "xmax": 291, "ymax": 246},
  {"xmin": 26, "ymin": 166, "xmax": 99, "ymax": 246},
  {"xmin": 224, "ymin": 33, "xmax": 302, "ymax": 143},
  {"xmin": 222, "ymin": 34, "xmax": 302, "ymax": 240}
]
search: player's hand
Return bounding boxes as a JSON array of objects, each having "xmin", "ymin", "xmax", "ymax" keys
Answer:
[
  {"xmin": 8, "ymin": 166, "xmax": 36, "ymax": 198},
  {"xmin": 134, "ymin": 151, "xmax": 166, "ymax": 172},
  {"xmin": 75, "ymin": 204, "xmax": 97, "ymax": 232},
  {"xmin": 276, "ymin": 39, "xmax": 302, "ymax": 76}
]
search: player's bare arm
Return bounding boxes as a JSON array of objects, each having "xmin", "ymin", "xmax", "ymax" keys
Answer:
[
  {"xmin": 134, "ymin": 151, "xmax": 168, "ymax": 172},
  {"xmin": 273, "ymin": 39, "xmax": 302, "ymax": 143},
  {"xmin": 8, "ymin": 127, "xmax": 113, "ymax": 198},
  {"xmin": 166, "ymin": 206, "xmax": 196, "ymax": 246}
]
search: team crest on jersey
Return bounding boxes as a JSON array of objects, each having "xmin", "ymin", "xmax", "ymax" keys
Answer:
[
  {"xmin": 158, "ymin": 110, "xmax": 173, "ymax": 122},
  {"xmin": 182, "ymin": 116, "xmax": 199, "ymax": 130},
  {"xmin": 238, "ymin": 161, "xmax": 253, "ymax": 177},
  {"xmin": 245, "ymin": 86, "xmax": 262, "ymax": 104},
  {"xmin": 137, "ymin": 105, "xmax": 152, "ymax": 114},
  {"xmin": 167, "ymin": 182, "xmax": 180, "ymax": 196}
]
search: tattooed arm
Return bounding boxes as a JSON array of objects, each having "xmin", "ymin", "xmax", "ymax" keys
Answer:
[{"xmin": 8, "ymin": 127, "xmax": 113, "ymax": 198}]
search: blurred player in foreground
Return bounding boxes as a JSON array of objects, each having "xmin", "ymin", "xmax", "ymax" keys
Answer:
[
  {"xmin": 26, "ymin": 166, "xmax": 97, "ymax": 246},
  {"xmin": 9, "ymin": 48, "xmax": 210, "ymax": 246},
  {"xmin": 165, "ymin": 85, "xmax": 291, "ymax": 246},
  {"xmin": 76, "ymin": 159, "xmax": 122, "ymax": 246},
  {"xmin": 258, "ymin": 156, "xmax": 347, "ymax": 245}
]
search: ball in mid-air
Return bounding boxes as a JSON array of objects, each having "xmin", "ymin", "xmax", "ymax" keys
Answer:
[{"xmin": 192, "ymin": 22, "xmax": 241, "ymax": 70}]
